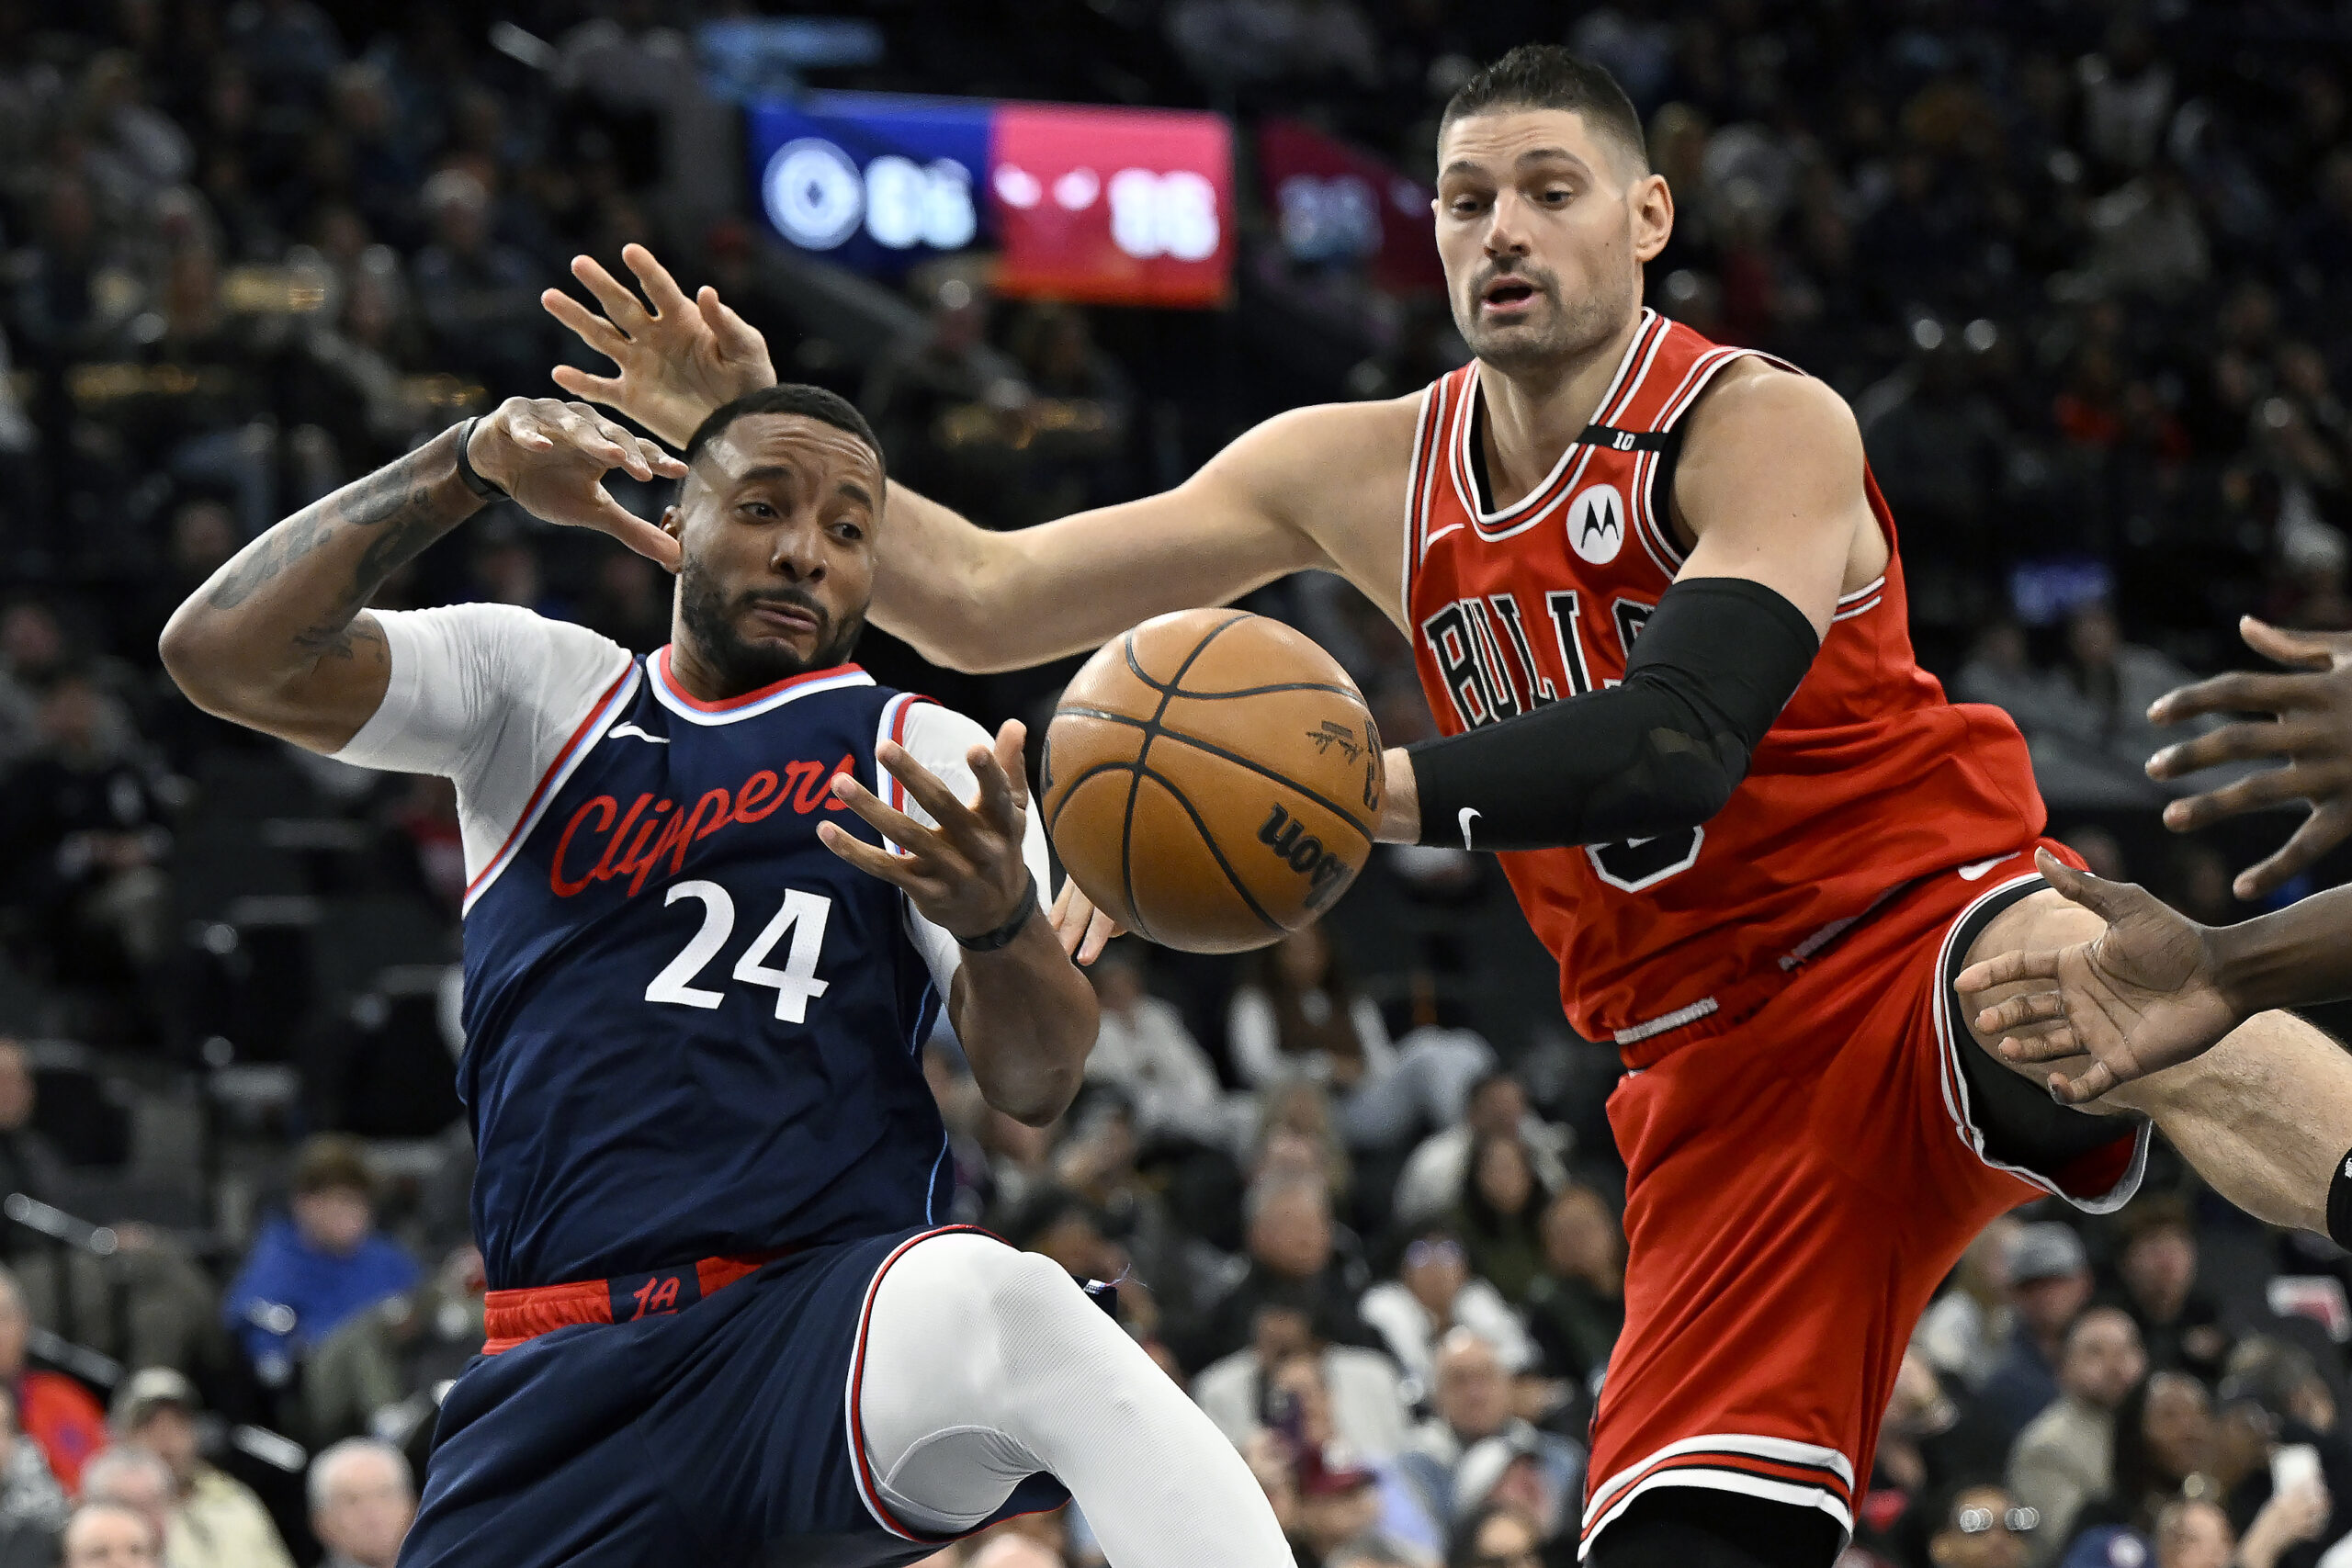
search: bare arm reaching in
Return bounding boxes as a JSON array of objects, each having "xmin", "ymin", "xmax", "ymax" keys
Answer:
[{"xmin": 159, "ymin": 399, "xmax": 683, "ymax": 751}]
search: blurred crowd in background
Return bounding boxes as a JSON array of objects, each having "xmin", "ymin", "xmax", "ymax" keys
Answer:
[{"xmin": 0, "ymin": 0, "xmax": 2337, "ymax": 1566}]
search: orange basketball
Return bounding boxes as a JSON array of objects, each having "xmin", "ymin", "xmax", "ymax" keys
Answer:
[{"xmin": 1041, "ymin": 609, "xmax": 1385, "ymax": 953}]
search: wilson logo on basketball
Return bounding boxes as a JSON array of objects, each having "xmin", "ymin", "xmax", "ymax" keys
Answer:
[{"xmin": 1257, "ymin": 804, "xmax": 1350, "ymax": 910}]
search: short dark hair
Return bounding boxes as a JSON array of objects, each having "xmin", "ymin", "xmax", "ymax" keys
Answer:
[
  {"xmin": 682, "ymin": 383, "xmax": 886, "ymax": 479},
  {"xmin": 1440, "ymin": 45, "xmax": 1650, "ymax": 176},
  {"xmin": 292, "ymin": 1134, "xmax": 374, "ymax": 1200}
]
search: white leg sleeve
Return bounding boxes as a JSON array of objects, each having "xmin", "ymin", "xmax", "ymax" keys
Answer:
[{"xmin": 852, "ymin": 1230, "xmax": 1293, "ymax": 1566}]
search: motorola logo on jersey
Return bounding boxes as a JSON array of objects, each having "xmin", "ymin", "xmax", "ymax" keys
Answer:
[{"xmin": 1566, "ymin": 483, "xmax": 1627, "ymax": 567}]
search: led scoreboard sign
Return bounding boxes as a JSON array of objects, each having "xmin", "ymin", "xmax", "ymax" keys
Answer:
[{"xmin": 747, "ymin": 93, "xmax": 1234, "ymax": 309}]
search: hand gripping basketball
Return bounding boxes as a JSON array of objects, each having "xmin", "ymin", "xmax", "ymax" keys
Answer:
[{"xmin": 818, "ymin": 719, "xmax": 1040, "ymax": 945}]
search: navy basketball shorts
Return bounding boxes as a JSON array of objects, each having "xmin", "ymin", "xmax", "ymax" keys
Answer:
[{"xmin": 397, "ymin": 1225, "xmax": 1068, "ymax": 1568}]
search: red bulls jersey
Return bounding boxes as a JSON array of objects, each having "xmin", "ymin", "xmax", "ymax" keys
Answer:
[{"xmin": 1405, "ymin": 312, "xmax": 2047, "ymax": 1061}]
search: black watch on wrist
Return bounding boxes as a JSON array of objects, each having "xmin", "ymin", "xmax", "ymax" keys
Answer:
[
  {"xmin": 454, "ymin": 416, "xmax": 508, "ymax": 502},
  {"xmin": 956, "ymin": 870, "xmax": 1040, "ymax": 953}
]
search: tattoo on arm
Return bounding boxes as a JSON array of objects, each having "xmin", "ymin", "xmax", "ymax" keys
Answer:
[{"xmin": 205, "ymin": 437, "xmax": 473, "ymax": 660}]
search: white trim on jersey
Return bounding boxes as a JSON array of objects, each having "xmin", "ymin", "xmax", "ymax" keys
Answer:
[
  {"xmin": 460, "ymin": 665, "xmax": 643, "ymax": 915},
  {"xmin": 648, "ymin": 646, "xmax": 876, "ymax": 726},
  {"xmin": 1402, "ymin": 381, "xmax": 1442, "ymax": 598},
  {"xmin": 1930, "ymin": 869, "xmax": 2150, "ymax": 1214},
  {"xmin": 1581, "ymin": 1431, "xmax": 1857, "ymax": 1556}
]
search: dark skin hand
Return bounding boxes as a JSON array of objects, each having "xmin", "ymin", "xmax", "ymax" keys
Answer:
[
  {"xmin": 2146, "ymin": 616, "xmax": 2352, "ymax": 900},
  {"xmin": 1960, "ymin": 845, "xmax": 2352, "ymax": 1106}
]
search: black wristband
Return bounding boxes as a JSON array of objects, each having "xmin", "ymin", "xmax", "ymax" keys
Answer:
[
  {"xmin": 956, "ymin": 870, "xmax": 1040, "ymax": 953},
  {"xmin": 453, "ymin": 416, "xmax": 508, "ymax": 501}
]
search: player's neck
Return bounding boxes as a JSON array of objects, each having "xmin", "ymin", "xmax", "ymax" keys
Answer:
[{"xmin": 1474, "ymin": 310, "xmax": 1645, "ymax": 509}]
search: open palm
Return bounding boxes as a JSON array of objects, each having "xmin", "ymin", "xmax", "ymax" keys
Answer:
[
  {"xmin": 1955, "ymin": 849, "xmax": 2244, "ymax": 1104},
  {"xmin": 541, "ymin": 243, "xmax": 778, "ymax": 448}
]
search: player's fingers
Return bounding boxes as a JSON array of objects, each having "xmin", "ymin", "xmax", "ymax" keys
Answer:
[
  {"xmin": 1049, "ymin": 877, "xmax": 1087, "ymax": 958},
  {"xmin": 1996, "ymin": 1027, "xmax": 2083, "ymax": 1065},
  {"xmin": 1079, "ymin": 906, "xmax": 1122, "ymax": 964},
  {"xmin": 585, "ymin": 412, "xmax": 687, "ymax": 480},
  {"xmin": 876, "ymin": 740, "xmax": 983, "ymax": 847},
  {"xmin": 570, "ymin": 254, "xmax": 654, "ymax": 337},
  {"xmin": 816, "ymin": 820, "xmax": 921, "ymax": 887},
  {"xmin": 2147, "ymin": 720, "xmax": 2327, "ymax": 782},
  {"xmin": 2239, "ymin": 615, "xmax": 2341, "ymax": 671},
  {"xmin": 1954, "ymin": 946, "xmax": 2061, "ymax": 996},
  {"xmin": 699, "ymin": 288, "xmax": 773, "ymax": 363},
  {"xmin": 584, "ymin": 490, "xmax": 683, "ymax": 570},
  {"xmin": 2162, "ymin": 767, "xmax": 2310, "ymax": 833},
  {"xmin": 829, "ymin": 770, "xmax": 938, "ymax": 855},
  {"xmin": 1975, "ymin": 988, "xmax": 2067, "ymax": 1035},
  {"xmin": 550, "ymin": 366, "xmax": 625, "ymax": 405},
  {"xmin": 2045, "ymin": 1061, "xmax": 2118, "ymax": 1106},
  {"xmin": 994, "ymin": 720, "xmax": 1030, "ymax": 814},
  {"xmin": 2033, "ymin": 850, "xmax": 2136, "ymax": 923},
  {"xmin": 2231, "ymin": 798, "xmax": 2352, "ymax": 899},
  {"xmin": 2147, "ymin": 670, "xmax": 2319, "ymax": 726},
  {"xmin": 622, "ymin": 243, "xmax": 694, "ymax": 320},
  {"xmin": 541, "ymin": 288, "xmax": 630, "ymax": 359},
  {"xmin": 966, "ymin": 742, "xmax": 1018, "ymax": 833}
]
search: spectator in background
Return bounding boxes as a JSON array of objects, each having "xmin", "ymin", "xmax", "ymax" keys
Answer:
[
  {"xmin": 2213, "ymin": 1339, "xmax": 2352, "ymax": 1566},
  {"xmin": 1399, "ymin": 1330, "xmax": 1580, "ymax": 1539},
  {"xmin": 1081, "ymin": 944, "xmax": 1232, "ymax": 1151},
  {"xmin": 221, "ymin": 1134, "xmax": 420, "ymax": 1383},
  {"xmin": 2151, "ymin": 1491, "xmax": 2328, "ymax": 1568},
  {"xmin": 0, "ymin": 1382, "xmax": 64, "ymax": 1544},
  {"xmin": 1447, "ymin": 1502, "xmax": 1544, "ymax": 1568},
  {"xmin": 1862, "ymin": 1351, "xmax": 2016, "ymax": 1562},
  {"xmin": 110, "ymin": 1367, "xmax": 291, "ymax": 1568},
  {"xmin": 1917, "ymin": 1218, "xmax": 2023, "ymax": 1393},
  {"xmin": 1521, "ymin": 1186, "xmax": 1624, "ymax": 1391},
  {"xmin": 1392, "ymin": 1074, "xmax": 1568, "ymax": 1233},
  {"xmin": 0, "ymin": 1267, "xmax": 106, "ymax": 1495},
  {"xmin": 1263, "ymin": 1349, "xmax": 1440, "ymax": 1557},
  {"xmin": 2105, "ymin": 1199, "xmax": 2227, "ymax": 1382},
  {"xmin": 1360, "ymin": 1228, "xmax": 1535, "ymax": 1390},
  {"xmin": 1235, "ymin": 926, "xmax": 1492, "ymax": 1153},
  {"xmin": 1921, "ymin": 1481, "xmax": 2035, "ymax": 1568},
  {"xmin": 74, "ymin": 1450, "xmax": 168, "ymax": 1561},
  {"xmin": 2064, "ymin": 1371, "xmax": 2217, "ymax": 1567},
  {"xmin": 308, "ymin": 1438, "xmax": 415, "ymax": 1568},
  {"xmin": 59, "ymin": 1501, "xmax": 157, "ymax": 1568},
  {"xmin": 407, "ymin": 167, "xmax": 540, "ymax": 393},
  {"xmin": 1450, "ymin": 1134, "xmax": 1553, "ymax": 1306},
  {"xmin": 0, "ymin": 1043, "xmax": 62, "ymax": 1258},
  {"xmin": 1446, "ymin": 1434, "xmax": 1575, "ymax": 1564},
  {"xmin": 1194, "ymin": 1300, "xmax": 1412, "ymax": 1464},
  {"xmin": 2007, "ymin": 1306, "xmax": 2148, "ymax": 1562},
  {"xmin": 1192, "ymin": 1171, "xmax": 1370, "ymax": 1371},
  {"xmin": 1983, "ymin": 1224, "xmax": 2095, "ymax": 1440}
]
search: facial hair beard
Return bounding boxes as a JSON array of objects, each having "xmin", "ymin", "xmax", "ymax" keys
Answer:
[
  {"xmin": 676, "ymin": 557, "xmax": 865, "ymax": 694},
  {"xmin": 1453, "ymin": 261, "xmax": 1632, "ymax": 377}
]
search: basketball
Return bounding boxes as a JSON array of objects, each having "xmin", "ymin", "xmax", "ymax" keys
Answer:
[{"xmin": 1041, "ymin": 609, "xmax": 1385, "ymax": 953}]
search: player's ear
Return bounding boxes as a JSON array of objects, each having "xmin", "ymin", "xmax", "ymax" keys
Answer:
[{"xmin": 1630, "ymin": 173, "xmax": 1673, "ymax": 265}]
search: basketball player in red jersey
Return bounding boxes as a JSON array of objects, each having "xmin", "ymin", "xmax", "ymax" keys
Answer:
[{"xmin": 545, "ymin": 48, "xmax": 2352, "ymax": 1568}]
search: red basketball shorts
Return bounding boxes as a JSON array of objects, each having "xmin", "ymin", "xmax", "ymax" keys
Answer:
[{"xmin": 1578, "ymin": 844, "xmax": 2146, "ymax": 1556}]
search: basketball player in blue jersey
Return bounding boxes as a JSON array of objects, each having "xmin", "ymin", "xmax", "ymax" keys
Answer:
[{"xmin": 158, "ymin": 389, "xmax": 1293, "ymax": 1566}]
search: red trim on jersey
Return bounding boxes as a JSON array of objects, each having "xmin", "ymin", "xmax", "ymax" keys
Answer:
[
  {"xmin": 462, "ymin": 666, "xmax": 634, "ymax": 902},
  {"xmin": 1453, "ymin": 313, "xmax": 1671, "ymax": 541},
  {"xmin": 653, "ymin": 646, "xmax": 865, "ymax": 711},
  {"xmin": 1405, "ymin": 376, "xmax": 1455, "ymax": 592},
  {"xmin": 847, "ymin": 1225, "xmax": 997, "ymax": 1542},
  {"xmin": 881, "ymin": 693, "xmax": 934, "ymax": 820},
  {"xmin": 479, "ymin": 1248, "xmax": 782, "ymax": 1354}
]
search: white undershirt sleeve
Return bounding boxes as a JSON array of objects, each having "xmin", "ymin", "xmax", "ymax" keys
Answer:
[
  {"xmin": 331, "ymin": 604, "xmax": 635, "ymax": 882},
  {"xmin": 890, "ymin": 703, "xmax": 1052, "ymax": 996}
]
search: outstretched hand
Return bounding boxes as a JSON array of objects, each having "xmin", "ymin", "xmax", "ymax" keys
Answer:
[
  {"xmin": 542, "ymin": 243, "xmax": 778, "ymax": 449},
  {"xmin": 1954, "ymin": 848, "xmax": 2244, "ymax": 1105},
  {"xmin": 2146, "ymin": 615, "xmax": 2352, "ymax": 899},
  {"xmin": 818, "ymin": 719, "xmax": 1040, "ymax": 944},
  {"xmin": 467, "ymin": 398, "xmax": 686, "ymax": 569},
  {"xmin": 1049, "ymin": 875, "xmax": 1125, "ymax": 964}
]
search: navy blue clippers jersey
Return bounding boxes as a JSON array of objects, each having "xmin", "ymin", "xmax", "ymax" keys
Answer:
[{"xmin": 458, "ymin": 649, "xmax": 950, "ymax": 1291}]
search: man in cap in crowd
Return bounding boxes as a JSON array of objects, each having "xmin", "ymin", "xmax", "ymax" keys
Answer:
[
  {"xmin": 1979, "ymin": 1224, "xmax": 2093, "ymax": 1441},
  {"xmin": 110, "ymin": 1367, "xmax": 291, "ymax": 1568}
]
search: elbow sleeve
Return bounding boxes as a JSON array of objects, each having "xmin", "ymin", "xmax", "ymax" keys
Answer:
[{"xmin": 1406, "ymin": 577, "xmax": 1819, "ymax": 852}]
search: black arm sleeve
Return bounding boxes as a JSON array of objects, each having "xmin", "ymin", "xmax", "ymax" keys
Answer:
[{"xmin": 1406, "ymin": 576, "xmax": 1819, "ymax": 852}]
